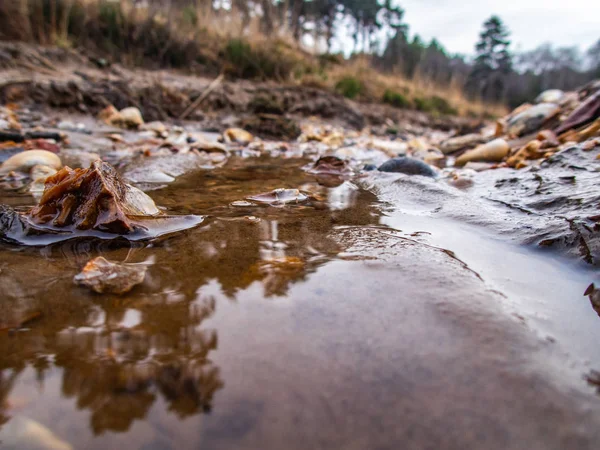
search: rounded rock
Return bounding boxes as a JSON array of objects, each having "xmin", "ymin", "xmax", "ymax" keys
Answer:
[
  {"xmin": 377, "ymin": 156, "xmax": 437, "ymax": 177},
  {"xmin": 535, "ymin": 89, "xmax": 564, "ymax": 104},
  {"xmin": 0, "ymin": 150, "xmax": 62, "ymax": 174},
  {"xmin": 455, "ymin": 138, "xmax": 510, "ymax": 167}
]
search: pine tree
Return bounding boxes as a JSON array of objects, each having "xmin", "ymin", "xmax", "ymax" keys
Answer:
[{"xmin": 467, "ymin": 15, "xmax": 513, "ymax": 102}]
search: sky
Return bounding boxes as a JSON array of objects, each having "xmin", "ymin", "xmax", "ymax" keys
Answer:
[{"xmin": 395, "ymin": 0, "xmax": 599, "ymax": 55}]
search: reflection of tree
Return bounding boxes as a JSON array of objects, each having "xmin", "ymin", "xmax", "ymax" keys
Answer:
[
  {"xmin": 52, "ymin": 295, "xmax": 222, "ymax": 434},
  {"xmin": 0, "ymin": 369, "xmax": 20, "ymax": 427}
]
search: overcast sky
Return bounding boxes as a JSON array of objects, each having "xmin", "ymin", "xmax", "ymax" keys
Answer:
[{"xmin": 397, "ymin": 0, "xmax": 599, "ymax": 55}]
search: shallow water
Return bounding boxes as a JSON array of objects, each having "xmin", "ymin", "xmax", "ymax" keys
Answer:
[{"xmin": 1, "ymin": 156, "xmax": 600, "ymax": 449}]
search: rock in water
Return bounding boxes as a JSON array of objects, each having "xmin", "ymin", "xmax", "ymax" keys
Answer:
[
  {"xmin": 0, "ymin": 150, "xmax": 62, "ymax": 174},
  {"xmin": 454, "ymin": 138, "xmax": 510, "ymax": 166},
  {"xmin": 29, "ymin": 160, "xmax": 159, "ymax": 233},
  {"xmin": 247, "ymin": 189, "xmax": 309, "ymax": 205},
  {"xmin": 307, "ymin": 156, "xmax": 352, "ymax": 175},
  {"xmin": 377, "ymin": 157, "xmax": 437, "ymax": 177},
  {"xmin": 74, "ymin": 256, "xmax": 147, "ymax": 294},
  {"xmin": 0, "ymin": 160, "xmax": 204, "ymax": 244}
]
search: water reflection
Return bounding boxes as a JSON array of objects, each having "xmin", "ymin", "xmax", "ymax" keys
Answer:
[
  {"xmin": 55, "ymin": 301, "xmax": 221, "ymax": 433},
  {"xmin": 0, "ymin": 157, "xmax": 382, "ymax": 443}
]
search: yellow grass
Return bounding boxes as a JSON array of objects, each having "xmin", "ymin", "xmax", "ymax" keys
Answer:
[{"xmin": 318, "ymin": 56, "xmax": 508, "ymax": 117}]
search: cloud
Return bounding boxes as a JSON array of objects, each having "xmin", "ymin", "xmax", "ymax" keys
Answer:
[{"xmin": 399, "ymin": 0, "xmax": 600, "ymax": 55}]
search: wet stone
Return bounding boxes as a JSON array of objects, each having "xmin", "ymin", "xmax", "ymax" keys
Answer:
[
  {"xmin": 507, "ymin": 103, "xmax": 560, "ymax": 137},
  {"xmin": 378, "ymin": 156, "xmax": 437, "ymax": 177},
  {"xmin": 307, "ymin": 156, "xmax": 352, "ymax": 176},
  {"xmin": 29, "ymin": 160, "xmax": 159, "ymax": 233},
  {"xmin": 455, "ymin": 138, "xmax": 510, "ymax": 166},
  {"xmin": 247, "ymin": 188, "xmax": 309, "ymax": 206},
  {"xmin": 74, "ymin": 256, "xmax": 148, "ymax": 295},
  {"xmin": 440, "ymin": 133, "xmax": 488, "ymax": 154},
  {"xmin": 0, "ymin": 150, "xmax": 62, "ymax": 174},
  {"xmin": 0, "ymin": 160, "xmax": 204, "ymax": 244}
]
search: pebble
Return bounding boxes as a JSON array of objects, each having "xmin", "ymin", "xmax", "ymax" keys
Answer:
[
  {"xmin": 507, "ymin": 103, "xmax": 560, "ymax": 137},
  {"xmin": 224, "ymin": 128, "xmax": 253, "ymax": 144},
  {"xmin": 440, "ymin": 133, "xmax": 488, "ymax": 154},
  {"xmin": 455, "ymin": 138, "xmax": 509, "ymax": 166},
  {"xmin": 0, "ymin": 150, "xmax": 62, "ymax": 174},
  {"xmin": 74, "ymin": 256, "xmax": 147, "ymax": 294},
  {"xmin": 116, "ymin": 107, "xmax": 144, "ymax": 128},
  {"xmin": 247, "ymin": 188, "xmax": 309, "ymax": 205},
  {"xmin": 377, "ymin": 156, "xmax": 437, "ymax": 177},
  {"xmin": 535, "ymin": 89, "xmax": 564, "ymax": 104}
]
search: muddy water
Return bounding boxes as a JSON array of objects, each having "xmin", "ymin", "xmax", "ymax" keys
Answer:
[{"xmin": 1, "ymin": 156, "xmax": 600, "ymax": 449}]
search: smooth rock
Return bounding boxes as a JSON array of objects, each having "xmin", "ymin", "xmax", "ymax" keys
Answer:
[
  {"xmin": 455, "ymin": 138, "xmax": 510, "ymax": 166},
  {"xmin": 116, "ymin": 107, "xmax": 144, "ymax": 128},
  {"xmin": 99, "ymin": 105, "xmax": 144, "ymax": 129},
  {"xmin": 507, "ymin": 103, "xmax": 560, "ymax": 137},
  {"xmin": 224, "ymin": 128, "xmax": 253, "ymax": 144},
  {"xmin": 440, "ymin": 134, "xmax": 488, "ymax": 154},
  {"xmin": 74, "ymin": 256, "xmax": 147, "ymax": 294},
  {"xmin": 247, "ymin": 189, "xmax": 309, "ymax": 205},
  {"xmin": 0, "ymin": 150, "xmax": 62, "ymax": 174},
  {"xmin": 377, "ymin": 156, "xmax": 437, "ymax": 177},
  {"xmin": 535, "ymin": 89, "xmax": 564, "ymax": 104}
]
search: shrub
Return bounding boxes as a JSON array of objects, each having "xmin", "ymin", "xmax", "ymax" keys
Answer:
[
  {"xmin": 413, "ymin": 97, "xmax": 432, "ymax": 112},
  {"xmin": 382, "ymin": 89, "xmax": 410, "ymax": 108},
  {"xmin": 335, "ymin": 76, "xmax": 363, "ymax": 99},
  {"xmin": 414, "ymin": 95, "xmax": 457, "ymax": 115},
  {"xmin": 429, "ymin": 95, "xmax": 457, "ymax": 115}
]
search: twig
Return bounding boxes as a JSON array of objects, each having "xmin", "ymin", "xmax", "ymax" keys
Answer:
[{"xmin": 179, "ymin": 73, "xmax": 224, "ymax": 120}]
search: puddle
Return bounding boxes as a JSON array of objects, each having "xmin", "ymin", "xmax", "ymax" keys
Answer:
[{"xmin": 1, "ymin": 156, "xmax": 600, "ymax": 449}]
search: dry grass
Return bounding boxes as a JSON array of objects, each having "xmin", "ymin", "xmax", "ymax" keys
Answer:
[
  {"xmin": 0, "ymin": 0, "xmax": 506, "ymax": 118},
  {"xmin": 316, "ymin": 56, "xmax": 508, "ymax": 117}
]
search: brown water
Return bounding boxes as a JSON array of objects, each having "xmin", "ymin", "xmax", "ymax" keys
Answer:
[{"xmin": 2, "ymin": 156, "xmax": 600, "ymax": 449}]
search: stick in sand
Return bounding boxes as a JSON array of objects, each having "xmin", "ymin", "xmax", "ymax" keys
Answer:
[{"xmin": 179, "ymin": 73, "xmax": 224, "ymax": 120}]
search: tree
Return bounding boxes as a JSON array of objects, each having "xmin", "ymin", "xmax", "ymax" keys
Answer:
[
  {"xmin": 466, "ymin": 15, "xmax": 513, "ymax": 102},
  {"xmin": 588, "ymin": 39, "xmax": 600, "ymax": 76}
]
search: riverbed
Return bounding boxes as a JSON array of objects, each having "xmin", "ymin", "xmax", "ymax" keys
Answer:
[{"xmin": 1, "ymin": 134, "xmax": 600, "ymax": 449}]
